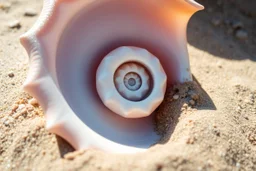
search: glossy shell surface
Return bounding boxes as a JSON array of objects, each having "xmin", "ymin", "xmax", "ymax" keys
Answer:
[{"xmin": 20, "ymin": 0, "xmax": 204, "ymax": 153}]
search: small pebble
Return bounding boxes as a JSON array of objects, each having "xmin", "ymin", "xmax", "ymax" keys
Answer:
[
  {"xmin": 18, "ymin": 116, "xmax": 24, "ymax": 120},
  {"xmin": 186, "ymin": 137, "xmax": 195, "ymax": 144},
  {"xmin": 17, "ymin": 99, "xmax": 26, "ymax": 104},
  {"xmin": 183, "ymin": 103, "xmax": 188, "ymax": 109},
  {"xmin": 249, "ymin": 94, "xmax": 254, "ymax": 100},
  {"xmin": 217, "ymin": 64, "xmax": 222, "ymax": 69},
  {"xmin": 13, "ymin": 113, "xmax": 21, "ymax": 119},
  {"xmin": 26, "ymin": 104, "xmax": 34, "ymax": 112},
  {"xmin": 216, "ymin": 61, "xmax": 223, "ymax": 69},
  {"xmin": 64, "ymin": 150, "xmax": 85, "ymax": 160},
  {"xmin": 8, "ymin": 20, "xmax": 21, "ymax": 29},
  {"xmin": 18, "ymin": 104, "xmax": 26, "ymax": 110},
  {"xmin": 3, "ymin": 120, "xmax": 9, "ymax": 126},
  {"xmin": 64, "ymin": 153, "xmax": 76, "ymax": 160},
  {"xmin": 14, "ymin": 107, "xmax": 27, "ymax": 119},
  {"xmin": 236, "ymin": 162, "xmax": 241, "ymax": 168},
  {"xmin": 189, "ymin": 100, "xmax": 196, "ymax": 106},
  {"xmin": 31, "ymin": 138, "xmax": 36, "ymax": 143},
  {"xmin": 8, "ymin": 72, "xmax": 14, "ymax": 78},
  {"xmin": 29, "ymin": 98, "xmax": 38, "ymax": 106},
  {"xmin": 173, "ymin": 94, "xmax": 179, "ymax": 100},
  {"xmin": 235, "ymin": 30, "xmax": 248, "ymax": 40},
  {"xmin": 12, "ymin": 104, "xmax": 19, "ymax": 112},
  {"xmin": 191, "ymin": 94, "xmax": 199, "ymax": 101},
  {"xmin": 24, "ymin": 8, "xmax": 37, "ymax": 17},
  {"xmin": 244, "ymin": 98, "xmax": 253, "ymax": 105}
]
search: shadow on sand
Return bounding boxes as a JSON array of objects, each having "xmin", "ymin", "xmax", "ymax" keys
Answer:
[
  {"xmin": 187, "ymin": 0, "xmax": 256, "ymax": 61},
  {"xmin": 155, "ymin": 76, "xmax": 216, "ymax": 144}
]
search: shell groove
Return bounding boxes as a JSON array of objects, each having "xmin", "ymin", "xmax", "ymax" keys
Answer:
[{"xmin": 114, "ymin": 63, "xmax": 151, "ymax": 101}]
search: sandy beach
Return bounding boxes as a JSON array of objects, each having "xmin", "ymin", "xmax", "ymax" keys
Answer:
[{"xmin": 0, "ymin": 0, "xmax": 255, "ymax": 170}]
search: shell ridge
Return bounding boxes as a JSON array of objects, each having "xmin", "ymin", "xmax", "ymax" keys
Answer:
[{"xmin": 20, "ymin": 0, "xmax": 56, "ymax": 41}]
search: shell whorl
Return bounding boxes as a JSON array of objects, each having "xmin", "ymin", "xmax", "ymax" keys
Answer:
[
  {"xmin": 96, "ymin": 46, "xmax": 167, "ymax": 118},
  {"xmin": 114, "ymin": 63, "xmax": 151, "ymax": 101}
]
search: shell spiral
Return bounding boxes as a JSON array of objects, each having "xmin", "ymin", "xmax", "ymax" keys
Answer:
[
  {"xmin": 96, "ymin": 46, "xmax": 167, "ymax": 118},
  {"xmin": 114, "ymin": 63, "xmax": 151, "ymax": 101}
]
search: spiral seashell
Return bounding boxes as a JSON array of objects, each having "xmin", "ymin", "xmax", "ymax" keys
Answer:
[
  {"xmin": 96, "ymin": 46, "xmax": 166, "ymax": 118},
  {"xmin": 20, "ymin": 0, "xmax": 204, "ymax": 153}
]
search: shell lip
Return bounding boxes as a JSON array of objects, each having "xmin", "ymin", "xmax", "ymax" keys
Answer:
[{"xmin": 184, "ymin": 0, "xmax": 204, "ymax": 11}]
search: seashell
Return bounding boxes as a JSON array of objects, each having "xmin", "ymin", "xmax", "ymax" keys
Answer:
[{"xmin": 20, "ymin": 0, "xmax": 204, "ymax": 153}]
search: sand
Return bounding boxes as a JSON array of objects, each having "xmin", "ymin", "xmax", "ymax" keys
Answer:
[{"xmin": 0, "ymin": 0, "xmax": 256, "ymax": 170}]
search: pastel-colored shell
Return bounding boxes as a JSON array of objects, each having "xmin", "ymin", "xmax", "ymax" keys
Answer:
[{"xmin": 20, "ymin": 0, "xmax": 203, "ymax": 153}]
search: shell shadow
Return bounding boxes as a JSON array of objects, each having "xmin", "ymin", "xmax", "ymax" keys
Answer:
[
  {"xmin": 154, "ymin": 75, "xmax": 216, "ymax": 144},
  {"xmin": 55, "ymin": 75, "xmax": 216, "ymax": 155},
  {"xmin": 187, "ymin": 0, "xmax": 256, "ymax": 61},
  {"xmin": 56, "ymin": 136, "xmax": 75, "ymax": 157}
]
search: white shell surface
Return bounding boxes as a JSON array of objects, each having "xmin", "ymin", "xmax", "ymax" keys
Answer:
[
  {"xmin": 20, "ymin": 0, "xmax": 204, "ymax": 153},
  {"xmin": 96, "ymin": 46, "xmax": 167, "ymax": 118}
]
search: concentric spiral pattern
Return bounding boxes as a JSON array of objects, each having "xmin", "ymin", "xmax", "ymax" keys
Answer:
[
  {"xmin": 114, "ymin": 63, "xmax": 151, "ymax": 101},
  {"xmin": 124, "ymin": 73, "xmax": 141, "ymax": 91},
  {"xmin": 96, "ymin": 46, "xmax": 167, "ymax": 118}
]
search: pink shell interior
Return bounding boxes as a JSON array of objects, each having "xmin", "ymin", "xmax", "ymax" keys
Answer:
[
  {"xmin": 21, "ymin": 0, "xmax": 204, "ymax": 152},
  {"xmin": 56, "ymin": 1, "xmax": 175, "ymax": 148}
]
